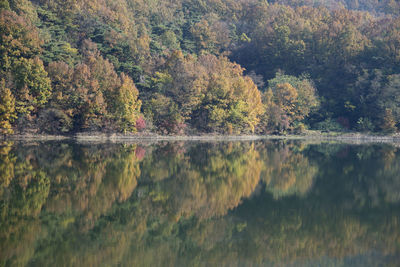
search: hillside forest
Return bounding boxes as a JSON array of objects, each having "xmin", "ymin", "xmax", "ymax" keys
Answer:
[{"xmin": 1, "ymin": 0, "xmax": 400, "ymax": 135}]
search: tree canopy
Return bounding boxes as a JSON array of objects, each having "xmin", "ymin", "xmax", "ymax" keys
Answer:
[{"xmin": 1, "ymin": 0, "xmax": 400, "ymax": 134}]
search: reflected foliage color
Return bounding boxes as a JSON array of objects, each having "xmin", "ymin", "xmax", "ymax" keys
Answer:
[{"xmin": 0, "ymin": 141, "xmax": 400, "ymax": 266}]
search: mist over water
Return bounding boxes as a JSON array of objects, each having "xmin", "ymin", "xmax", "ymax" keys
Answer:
[{"xmin": 1, "ymin": 140, "xmax": 399, "ymax": 266}]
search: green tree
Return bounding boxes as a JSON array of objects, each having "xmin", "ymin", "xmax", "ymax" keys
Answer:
[
  {"xmin": 13, "ymin": 57, "xmax": 52, "ymax": 110},
  {"xmin": 0, "ymin": 0, "xmax": 10, "ymax": 10}
]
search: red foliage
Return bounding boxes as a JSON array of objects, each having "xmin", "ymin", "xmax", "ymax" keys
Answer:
[
  {"xmin": 136, "ymin": 116, "xmax": 146, "ymax": 131},
  {"xmin": 135, "ymin": 146, "xmax": 146, "ymax": 160}
]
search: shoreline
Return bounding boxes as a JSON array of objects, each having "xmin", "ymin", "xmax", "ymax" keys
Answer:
[{"xmin": 2, "ymin": 132, "xmax": 400, "ymax": 144}]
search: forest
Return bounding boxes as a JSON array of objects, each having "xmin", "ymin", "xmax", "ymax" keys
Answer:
[{"xmin": 1, "ymin": 0, "xmax": 400, "ymax": 135}]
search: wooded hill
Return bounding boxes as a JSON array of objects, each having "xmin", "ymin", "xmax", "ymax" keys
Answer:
[{"xmin": 1, "ymin": 0, "xmax": 400, "ymax": 135}]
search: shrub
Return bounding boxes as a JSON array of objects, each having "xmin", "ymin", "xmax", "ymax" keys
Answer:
[
  {"xmin": 314, "ymin": 118, "xmax": 344, "ymax": 132},
  {"xmin": 356, "ymin": 117, "xmax": 374, "ymax": 132}
]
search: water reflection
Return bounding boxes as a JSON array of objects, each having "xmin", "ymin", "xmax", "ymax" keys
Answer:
[
  {"xmin": 0, "ymin": 141, "xmax": 399, "ymax": 266},
  {"xmin": 261, "ymin": 142, "xmax": 318, "ymax": 199}
]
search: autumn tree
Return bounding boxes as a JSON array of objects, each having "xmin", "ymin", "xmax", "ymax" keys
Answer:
[
  {"xmin": 190, "ymin": 14, "xmax": 231, "ymax": 54},
  {"xmin": 0, "ymin": 80, "xmax": 16, "ymax": 134},
  {"xmin": 147, "ymin": 52, "xmax": 264, "ymax": 134},
  {"xmin": 114, "ymin": 74, "xmax": 142, "ymax": 133},
  {"xmin": 46, "ymin": 41, "xmax": 142, "ymax": 133},
  {"xmin": 263, "ymin": 72, "xmax": 319, "ymax": 132},
  {"xmin": 192, "ymin": 55, "xmax": 264, "ymax": 133},
  {"xmin": 0, "ymin": 8, "xmax": 53, "ymax": 130},
  {"xmin": 381, "ymin": 109, "xmax": 397, "ymax": 133},
  {"xmin": 261, "ymin": 89, "xmax": 290, "ymax": 133},
  {"xmin": 0, "ymin": 10, "xmax": 41, "ymax": 70}
]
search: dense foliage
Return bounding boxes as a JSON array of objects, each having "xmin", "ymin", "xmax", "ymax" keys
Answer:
[{"xmin": 1, "ymin": 0, "xmax": 400, "ymax": 134}]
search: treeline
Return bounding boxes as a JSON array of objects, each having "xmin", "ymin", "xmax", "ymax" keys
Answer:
[{"xmin": 0, "ymin": 0, "xmax": 400, "ymax": 135}]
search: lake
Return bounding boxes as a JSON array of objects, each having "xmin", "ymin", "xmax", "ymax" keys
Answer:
[{"xmin": 1, "ymin": 140, "xmax": 399, "ymax": 266}]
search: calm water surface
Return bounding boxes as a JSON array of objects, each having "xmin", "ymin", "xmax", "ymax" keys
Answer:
[{"xmin": 0, "ymin": 140, "xmax": 399, "ymax": 266}]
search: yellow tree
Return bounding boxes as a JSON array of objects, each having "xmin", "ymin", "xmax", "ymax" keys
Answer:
[
  {"xmin": 381, "ymin": 108, "xmax": 397, "ymax": 133},
  {"xmin": 196, "ymin": 55, "xmax": 264, "ymax": 133},
  {"xmin": 0, "ymin": 80, "xmax": 16, "ymax": 134},
  {"xmin": 274, "ymin": 83, "xmax": 298, "ymax": 120},
  {"xmin": 115, "ymin": 74, "xmax": 142, "ymax": 133}
]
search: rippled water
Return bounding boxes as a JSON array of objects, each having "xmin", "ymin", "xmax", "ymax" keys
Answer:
[{"xmin": 0, "ymin": 140, "xmax": 399, "ymax": 266}]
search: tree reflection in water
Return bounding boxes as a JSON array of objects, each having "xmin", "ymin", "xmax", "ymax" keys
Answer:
[{"xmin": 0, "ymin": 141, "xmax": 399, "ymax": 266}]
